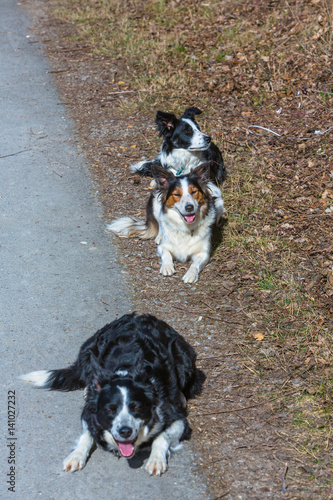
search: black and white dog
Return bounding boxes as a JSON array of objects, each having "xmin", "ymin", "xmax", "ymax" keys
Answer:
[
  {"xmin": 130, "ymin": 106, "xmax": 226, "ymax": 185},
  {"xmin": 21, "ymin": 313, "xmax": 203, "ymax": 476},
  {"xmin": 108, "ymin": 163, "xmax": 221, "ymax": 283}
]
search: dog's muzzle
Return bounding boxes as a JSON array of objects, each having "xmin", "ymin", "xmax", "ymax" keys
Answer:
[{"xmin": 189, "ymin": 135, "xmax": 211, "ymax": 151}]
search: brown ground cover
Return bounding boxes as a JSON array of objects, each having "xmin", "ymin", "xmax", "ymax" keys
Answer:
[{"xmin": 25, "ymin": 0, "xmax": 332, "ymax": 497}]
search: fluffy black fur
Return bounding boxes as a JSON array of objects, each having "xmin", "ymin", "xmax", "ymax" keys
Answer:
[
  {"xmin": 22, "ymin": 313, "xmax": 204, "ymax": 474},
  {"xmin": 43, "ymin": 312, "xmax": 200, "ymax": 399}
]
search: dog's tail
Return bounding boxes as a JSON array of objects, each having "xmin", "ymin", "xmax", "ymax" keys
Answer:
[
  {"xmin": 107, "ymin": 215, "xmax": 158, "ymax": 240},
  {"xmin": 130, "ymin": 160, "xmax": 153, "ymax": 177},
  {"xmin": 20, "ymin": 364, "xmax": 85, "ymax": 392}
]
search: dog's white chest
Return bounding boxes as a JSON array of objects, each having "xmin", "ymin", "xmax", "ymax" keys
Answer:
[
  {"xmin": 160, "ymin": 149, "xmax": 203, "ymax": 175},
  {"xmin": 164, "ymin": 231, "xmax": 205, "ymax": 261},
  {"xmin": 159, "ymin": 211, "xmax": 212, "ymax": 262}
]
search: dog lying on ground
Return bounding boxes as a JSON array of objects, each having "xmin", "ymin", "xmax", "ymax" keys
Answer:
[
  {"xmin": 108, "ymin": 163, "xmax": 222, "ymax": 283},
  {"xmin": 21, "ymin": 313, "xmax": 203, "ymax": 476},
  {"xmin": 130, "ymin": 106, "xmax": 225, "ymax": 223},
  {"xmin": 130, "ymin": 106, "xmax": 226, "ymax": 185}
]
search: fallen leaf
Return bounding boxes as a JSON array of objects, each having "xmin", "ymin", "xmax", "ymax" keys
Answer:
[
  {"xmin": 225, "ymin": 261, "xmax": 237, "ymax": 271},
  {"xmin": 253, "ymin": 332, "xmax": 264, "ymax": 341},
  {"xmin": 242, "ymin": 274, "xmax": 256, "ymax": 280},
  {"xmin": 307, "ymin": 387, "xmax": 317, "ymax": 395}
]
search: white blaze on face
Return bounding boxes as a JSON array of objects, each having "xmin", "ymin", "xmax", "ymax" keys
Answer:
[
  {"xmin": 182, "ymin": 118, "xmax": 210, "ymax": 150},
  {"xmin": 173, "ymin": 179, "xmax": 199, "ymax": 223},
  {"xmin": 110, "ymin": 386, "xmax": 144, "ymax": 458}
]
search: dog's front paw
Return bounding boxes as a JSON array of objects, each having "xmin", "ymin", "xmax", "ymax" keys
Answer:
[
  {"xmin": 145, "ymin": 452, "xmax": 168, "ymax": 476},
  {"xmin": 160, "ymin": 263, "xmax": 175, "ymax": 276},
  {"xmin": 182, "ymin": 267, "xmax": 199, "ymax": 283},
  {"xmin": 63, "ymin": 450, "xmax": 87, "ymax": 473}
]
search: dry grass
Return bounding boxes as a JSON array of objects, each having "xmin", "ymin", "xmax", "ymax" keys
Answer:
[
  {"xmin": 32, "ymin": 0, "xmax": 333, "ymax": 496},
  {"xmin": 52, "ymin": 0, "xmax": 333, "ymax": 105}
]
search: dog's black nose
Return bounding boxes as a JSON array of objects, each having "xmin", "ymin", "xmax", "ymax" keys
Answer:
[
  {"xmin": 118, "ymin": 426, "xmax": 133, "ymax": 439},
  {"xmin": 185, "ymin": 204, "xmax": 194, "ymax": 213},
  {"xmin": 205, "ymin": 135, "xmax": 211, "ymax": 145}
]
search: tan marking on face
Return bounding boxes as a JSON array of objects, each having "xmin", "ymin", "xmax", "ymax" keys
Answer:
[
  {"xmin": 189, "ymin": 184, "xmax": 205, "ymax": 205},
  {"xmin": 166, "ymin": 186, "xmax": 183, "ymax": 208}
]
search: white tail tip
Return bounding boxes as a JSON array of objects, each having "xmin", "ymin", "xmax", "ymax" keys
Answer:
[
  {"xmin": 106, "ymin": 217, "xmax": 137, "ymax": 237},
  {"xmin": 20, "ymin": 370, "xmax": 51, "ymax": 387},
  {"xmin": 130, "ymin": 160, "xmax": 145, "ymax": 172}
]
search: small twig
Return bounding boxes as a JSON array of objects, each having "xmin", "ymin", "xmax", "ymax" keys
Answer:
[
  {"xmin": 325, "ymin": 425, "xmax": 332, "ymax": 451},
  {"xmin": 280, "ymin": 375, "xmax": 292, "ymax": 390},
  {"xmin": 52, "ymin": 170, "xmax": 63, "ymax": 178},
  {"xmin": 0, "ymin": 148, "xmax": 31, "ymax": 159},
  {"xmin": 223, "ymin": 138, "xmax": 248, "ymax": 148},
  {"xmin": 200, "ymin": 300, "xmax": 217, "ymax": 313},
  {"xmin": 173, "ymin": 306, "xmax": 245, "ymax": 325},
  {"xmin": 253, "ymin": 283, "xmax": 299, "ymax": 319},
  {"xmin": 224, "ymin": 285, "xmax": 239, "ymax": 297},
  {"xmin": 107, "ymin": 90, "xmax": 136, "ymax": 95},
  {"xmin": 47, "ymin": 68, "xmax": 70, "ymax": 74},
  {"xmin": 159, "ymin": 282, "xmax": 174, "ymax": 299},
  {"xmin": 214, "ymin": 492, "xmax": 230, "ymax": 499},
  {"xmin": 200, "ymin": 390, "xmax": 299, "ymax": 416},
  {"xmin": 235, "ymin": 413, "xmax": 249, "ymax": 427},
  {"xmin": 300, "ymin": 245, "xmax": 333, "ymax": 256},
  {"xmin": 201, "ymin": 402, "xmax": 264, "ymax": 415},
  {"xmin": 246, "ymin": 140, "xmax": 258, "ymax": 151},
  {"xmin": 300, "ymin": 164, "xmax": 333, "ymax": 185},
  {"xmin": 50, "ymin": 46, "xmax": 89, "ymax": 53},
  {"xmin": 197, "ymin": 353, "xmax": 239, "ymax": 360},
  {"xmin": 248, "ymin": 125, "xmax": 281, "ymax": 137},
  {"xmin": 281, "ymin": 463, "xmax": 288, "ymax": 494},
  {"xmin": 248, "ymin": 124, "xmax": 333, "ymax": 141}
]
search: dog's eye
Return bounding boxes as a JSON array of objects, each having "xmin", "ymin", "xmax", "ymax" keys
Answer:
[
  {"xmin": 172, "ymin": 193, "xmax": 181, "ymax": 198},
  {"xmin": 107, "ymin": 404, "xmax": 117, "ymax": 414},
  {"xmin": 129, "ymin": 403, "xmax": 141, "ymax": 414},
  {"xmin": 184, "ymin": 127, "xmax": 192, "ymax": 135},
  {"xmin": 191, "ymin": 189, "xmax": 198, "ymax": 195}
]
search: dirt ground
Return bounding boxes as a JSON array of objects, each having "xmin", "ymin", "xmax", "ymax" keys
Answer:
[{"xmin": 24, "ymin": 1, "xmax": 333, "ymax": 498}]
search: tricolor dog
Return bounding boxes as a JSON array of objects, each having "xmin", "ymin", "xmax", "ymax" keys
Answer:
[
  {"xmin": 108, "ymin": 163, "xmax": 222, "ymax": 283},
  {"xmin": 130, "ymin": 106, "xmax": 225, "ymax": 220},
  {"xmin": 21, "ymin": 313, "xmax": 203, "ymax": 476}
]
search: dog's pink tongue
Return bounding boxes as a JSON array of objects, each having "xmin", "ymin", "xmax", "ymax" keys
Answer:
[
  {"xmin": 185, "ymin": 215, "xmax": 195, "ymax": 223},
  {"xmin": 117, "ymin": 442, "xmax": 134, "ymax": 457}
]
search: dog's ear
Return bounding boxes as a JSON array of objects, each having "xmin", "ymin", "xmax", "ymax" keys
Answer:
[
  {"xmin": 190, "ymin": 162, "xmax": 211, "ymax": 183},
  {"xmin": 155, "ymin": 111, "xmax": 178, "ymax": 137},
  {"xmin": 182, "ymin": 107, "xmax": 202, "ymax": 120},
  {"xmin": 152, "ymin": 166, "xmax": 175, "ymax": 189},
  {"xmin": 89, "ymin": 352, "xmax": 110, "ymax": 386}
]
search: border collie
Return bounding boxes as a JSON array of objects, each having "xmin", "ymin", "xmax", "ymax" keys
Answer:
[
  {"xmin": 130, "ymin": 106, "xmax": 226, "ymax": 185},
  {"xmin": 21, "ymin": 313, "xmax": 203, "ymax": 476},
  {"xmin": 108, "ymin": 163, "xmax": 222, "ymax": 283}
]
